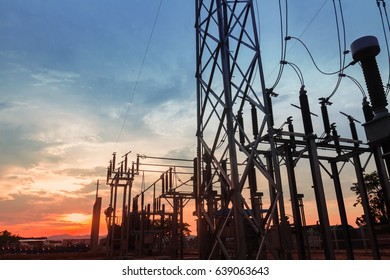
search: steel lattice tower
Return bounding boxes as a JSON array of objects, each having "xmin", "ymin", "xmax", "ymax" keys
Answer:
[{"xmin": 195, "ymin": 0, "xmax": 287, "ymax": 259}]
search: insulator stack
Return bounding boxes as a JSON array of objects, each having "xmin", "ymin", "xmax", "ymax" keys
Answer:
[
  {"xmin": 161, "ymin": 173, "xmax": 165, "ymax": 195},
  {"xmin": 112, "ymin": 153, "xmax": 116, "ymax": 172},
  {"xmin": 132, "ymin": 196, "xmax": 138, "ymax": 213},
  {"xmin": 299, "ymin": 86, "xmax": 314, "ymax": 135},
  {"xmin": 287, "ymin": 117, "xmax": 296, "ymax": 151},
  {"xmin": 331, "ymin": 124, "xmax": 341, "ymax": 155},
  {"xmin": 220, "ymin": 159, "xmax": 229, "ymax": 208},
  {"xmin": 351, "ymin": 36, "xmax": 388, "ymax": 114},
  {"xmin": 361, "ymin": 57, "xmax": 387, "ymax": 111},
  {"xmin": 362, "ymin": 97, "xmax": 375, "ymax": 122},
  {"xmin": 202, "ymin": 152, "xmax": 212, "ymax": 195},
  {"xmin": 165, "ymin": 172, "xmax": 169, "ymax": 193},
  {"xmin": 161, "ymin": 204, "xmax": 165, "ymax": 216},
  {"xmin": 251, "ymin": 104, "xmax": 259, "ymax": 139},
  {"xmin": 237, "ymin": 110, "xmax": 245, "ymax": 145},
  {"xmin": 319, "ymin": 98, "xmax": 331, "ymax": 136},
  {"xmin": 193, "ymin": 158, "xmax": 198, "ymax": 198},
  {"xmin": 124, "ymin": 155, "xmax": 128, "ymax": 172},
  {"xmin": 107, "ymin": 163, "xmax": 111, "ymax": 184},
  {"xmin": 169, "ymin": 168, "xmax": 173, "ymax": 191},
  {"xmin": 348, "ymin": 117, "xmax": 360, "ymax": 148},
  {"xmin": 266, "ymin": 90, "xmax": 275, "ymax": 127},
  {"xmin": 352, "ymin": 36, "xmax": 390, "ymax": 147}
]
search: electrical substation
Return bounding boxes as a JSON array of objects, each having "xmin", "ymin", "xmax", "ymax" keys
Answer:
[{"xmin": 93, "ymin": 0, "xmax": 390, "ymax": 260}]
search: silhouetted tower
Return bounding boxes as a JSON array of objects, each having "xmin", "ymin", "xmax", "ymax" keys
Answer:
[
  {"xmin": 195, "ymin": 0, "xmax": 287, "ymax": 259},
  {"xmin": 90, "ymin": 180, "xmax": 102, "ymax": 251}
]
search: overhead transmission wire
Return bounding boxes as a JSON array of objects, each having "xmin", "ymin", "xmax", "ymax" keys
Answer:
[
  {"xmin": 345, "ymin": 74, "xmax": 367, "ymax": 98},
  {"xmin": 250, "ymin": 0, "xmax": 262, "ymax": 89},
  {"xmin": 269, "ymin": 0, "xmax": 289, "ymax": 90},
  {"xmin": 285, "ymin": 1, "xmax": 350, "ymax": 101},
  {"xmin": 285, "ymin": 61, "xmax": 305, "ymax": 86},
  {"xmin": 326, "ymin": 0, "xmax": 348, "ymax": 100},
  {"xmin": 267, "ymin": 0, "xmax": 329, "ymax": 89},
  {"xmin": 377, "ymin": 0, "xmax": 390, "ymax": 96},
  {"xmin": 115, "ymin": 0, "xmax": 163, "ymax": 146},
  {"xmin": 287, "ymin": 36, "xmax": 352, "ymax": 76}
]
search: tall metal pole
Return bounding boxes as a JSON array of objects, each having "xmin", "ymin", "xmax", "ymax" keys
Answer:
[
  {"xmin": 299, "ymin": 86, "xmax": 335, "ymax": 259},
  {"xmin": 329, "ymin": 161, "xmax": 354, "ymax": 259},
  {"xmin": 285, "ymin": 145, "xmax": 306, "ymax": 259},
  {"xmin": 352, "ymin": 154, "xmax": 381, "ymax": 259},
  {"xmin": 120, "ymin": 182, "xmax": 127, "ymax": 257},
  {"xmin": 171, "ymin": 192, "xmax": 179, "ymax": 259},
  {"xmin": 126, "ymin": 164, "xmax": 134, "ymax": 254}
]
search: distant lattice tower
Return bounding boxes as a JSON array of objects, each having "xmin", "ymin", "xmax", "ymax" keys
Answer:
[{"xmin": 195, "ymin": 0, "xmax": 287, "ymax": 259}]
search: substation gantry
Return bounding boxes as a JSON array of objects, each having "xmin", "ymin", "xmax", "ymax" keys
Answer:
[
  {"xmin": 105, "ymin": 153, "xmax": 196, "ymax": 259},
  {"xmin": 103, "ymin": 1, "xmax": 390, "ymax": 260}
]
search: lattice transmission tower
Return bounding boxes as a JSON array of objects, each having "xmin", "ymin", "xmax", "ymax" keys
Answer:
[{"xmin": 195, "ymin": 0, "xmax": 288, "ymax": 259}]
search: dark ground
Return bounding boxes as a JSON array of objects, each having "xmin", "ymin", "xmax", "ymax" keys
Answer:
[{"xmin": 1, "ymin": 249, "xmax": 389, "ymax": 260}]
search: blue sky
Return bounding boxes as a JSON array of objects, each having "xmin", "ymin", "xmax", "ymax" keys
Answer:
[{"xmin": 0, "ymin": 0, "xmax": 388, "ymax": 236}]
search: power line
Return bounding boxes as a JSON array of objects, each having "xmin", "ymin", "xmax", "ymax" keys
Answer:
[
  {"xmin": 288, "ymin": 36, "xmax": 352, "ymax": 76},
  {"xmin": 269, "ymin": 0, "xmax": 289, "ymax": 90},
  {"xmin": 266, "ymin": 0, "xmax": 329, "ymax": 86},
  {"xmin": 326, "ymin": 0, "xmax": 348, "ymax": 100},
  {"xmin": 115, "ymin": 0, "xmax": 164, "ymax": 146}
]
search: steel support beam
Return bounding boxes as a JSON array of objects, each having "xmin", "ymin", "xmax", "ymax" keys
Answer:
[{"xmin": 195, "ymin": 0, "xmax": 286, "ymax": 259}]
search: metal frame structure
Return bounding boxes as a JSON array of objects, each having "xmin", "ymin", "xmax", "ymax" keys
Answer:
[
  {"xmin": 194, "ymin": 0, "xmax": 390, "ymax": 260},
  {"xmin": 100, "ymin": 1, "xmax": 390, "ymax": 261},
  {"xmin": 105, "ymin": 153, "xmax": 195, "ymax": 259},
  {"xmin": 105, "ymin": 151, "xmax": 134, "ymax": 258},
  {"xmin": 195, "ymin": 0, "xmax": 288, "ymax": 259}
]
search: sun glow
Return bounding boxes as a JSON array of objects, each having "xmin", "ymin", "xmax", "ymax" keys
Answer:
[{"xmin": 61, "ymin": 213, "xmax": 91, "ymax": 224}]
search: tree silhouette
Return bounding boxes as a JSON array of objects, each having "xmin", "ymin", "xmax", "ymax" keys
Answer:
[
  {"xmin": 351, "ymin": 171, "xmax": 389, "ymax": 227},
  {"xmin": 0, "ymin": 230, "xmax": 20, "ymax": 244},
  {"xmin": 151, "ymin": 220, "xmax": 192, "ymax": 237}
]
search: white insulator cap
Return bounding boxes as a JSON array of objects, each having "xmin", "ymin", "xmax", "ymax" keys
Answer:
[{"xmin": 351, "ymin": 35, "xmax": 380, "ymax": 61}]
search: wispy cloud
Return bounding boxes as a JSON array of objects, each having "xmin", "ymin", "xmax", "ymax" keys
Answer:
[
  {"xmin": 31, "ymin": 68, "xmax": 80, "ymax": 87},
  {"xmin": 142, "ymin": 99, "xmax": 196, "ymax": 138}
]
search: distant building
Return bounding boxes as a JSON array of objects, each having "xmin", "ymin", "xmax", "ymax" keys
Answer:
[
  {"xmin": 18, "ymin": 237, "xmax": 47, "ymax": 250},
  {"xmin": 62, "ymin": 239, "xmax": 90, "ymax": 247}
]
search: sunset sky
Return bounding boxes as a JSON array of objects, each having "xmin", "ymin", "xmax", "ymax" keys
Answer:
[{"xmin": 0, "ymin": 0, "xmax": 388, "ymax": 238}]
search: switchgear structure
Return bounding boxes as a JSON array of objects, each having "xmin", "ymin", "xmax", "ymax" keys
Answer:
[{"xmin": 100, "ymin": 0, "xmax": 390, "ymax": 260}]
